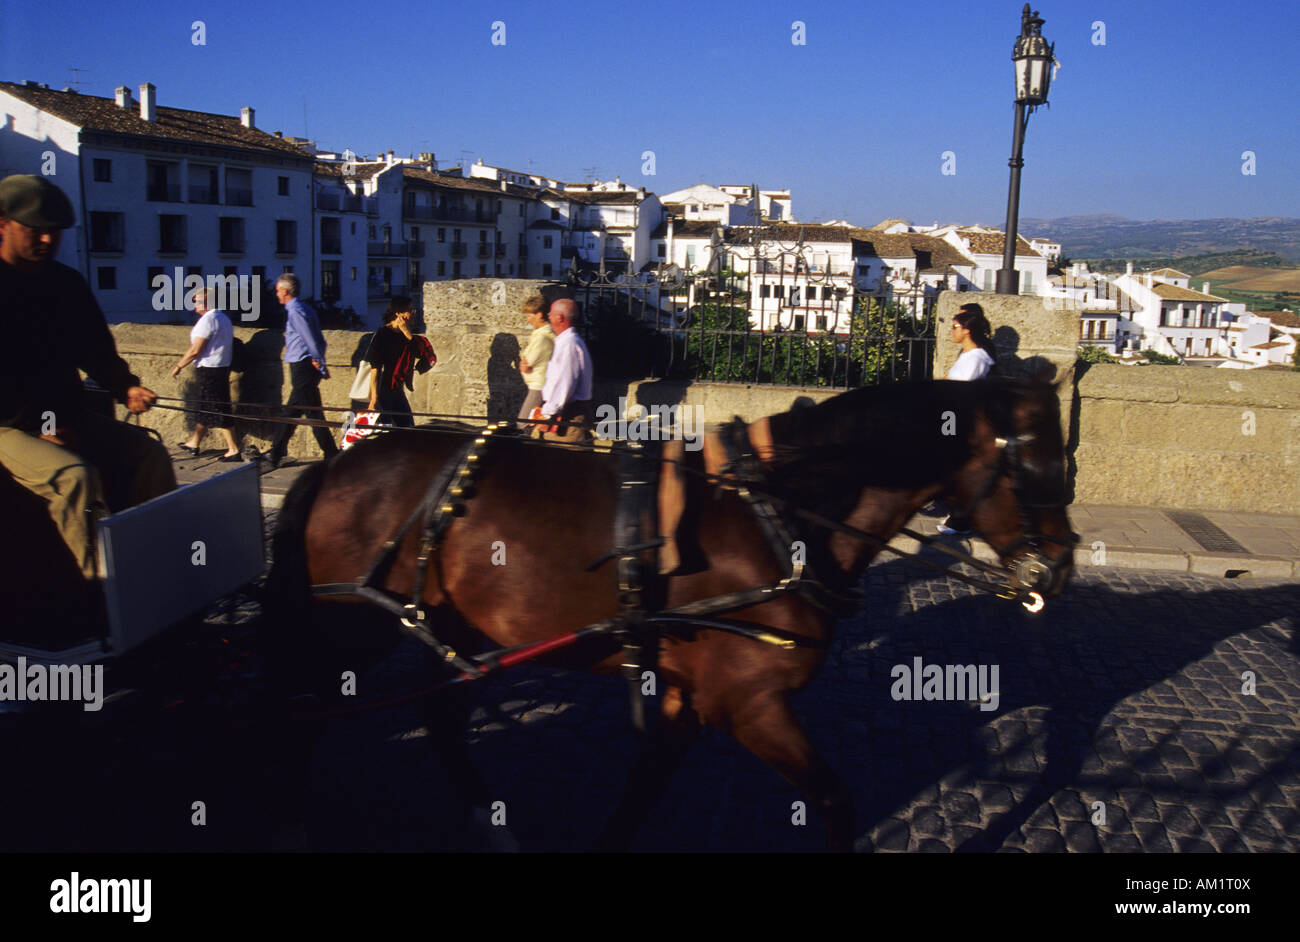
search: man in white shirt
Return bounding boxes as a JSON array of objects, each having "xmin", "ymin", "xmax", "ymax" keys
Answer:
[{"xmin": 533, "ymin": 298, "xmax": 594, "ymax": 442}]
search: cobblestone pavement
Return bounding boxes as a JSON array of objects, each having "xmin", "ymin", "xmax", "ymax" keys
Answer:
[
  {"xmin": 289, "ymin": 562, "xmax": 1299, "ymax": 853},
  {"xmin": 11, "ymin": 528, "xmax": 1296, "ymax": 852}
]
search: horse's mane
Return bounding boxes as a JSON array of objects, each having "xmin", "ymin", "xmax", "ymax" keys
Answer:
[{"xmin": 762, "ymin": 378, "xmax": 1050, "ymax": 517}]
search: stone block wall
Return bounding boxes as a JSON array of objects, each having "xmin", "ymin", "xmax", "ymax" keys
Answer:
[
  {"xmin": 108, "ymin": 283, "xmax": 1300, "ymax": 514},
  {"xmin": 1073, "ymin": 363, "xmax": 1300, "ymax": 513}
]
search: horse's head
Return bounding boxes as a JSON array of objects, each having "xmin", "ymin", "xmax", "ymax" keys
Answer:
[{"xmin": 950, "ymin": 377, "xmax": 1077, "ymax": 600}]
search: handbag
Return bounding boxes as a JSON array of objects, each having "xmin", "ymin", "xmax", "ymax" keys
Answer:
[
  {"xmin": 348, "ymin": 361, "xmax": 372, "ymax": 401},
  {"xmin": 341, "ymin": 411, "xmax": 380, "ymax": 449}
]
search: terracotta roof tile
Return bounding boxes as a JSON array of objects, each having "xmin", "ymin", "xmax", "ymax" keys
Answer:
[
  {"xmin": 651, "ymin": 219, "xmax": 718, "ymax": 239},
  {"xmin": 0, "ymin": 81, "xmax": 310, "ymax": 160},
  {"xmin": 1149, "ymin": 282, "xmax": 1227, "ymax": 303},
  {"xmin": 402, "ymin": 165, "xmax": 537, "ymax": 198},
  {"xmin": 955, "ymin": 229, "xmax": 1041, "ymax": 258}
]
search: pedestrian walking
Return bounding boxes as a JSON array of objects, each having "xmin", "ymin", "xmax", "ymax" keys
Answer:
[
  {"xmin": 937, "ymin": 302, "xmax": 997, "ymax": 535},
  {"xmin": 531, "ymin": 298, "xmax": 593, "ymax": 443},
  {"xmin": 171, "ymin": 286, "xmax": 241, "ymax": 460},
  {"xmin": 365, "ymin": 295, "xmax": 435, "ymax": 429},
  {"xmin": 515, "ymin": 295, "xmax": 554, "ymax": 430},
  {"xmin": 259, "ymin": 273, "xmax": 339, "ymax": 468}
]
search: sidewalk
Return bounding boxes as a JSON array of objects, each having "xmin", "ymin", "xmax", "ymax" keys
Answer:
[
  {"xmin": 172, "ymin": 450, "xmax": 1300, "ymax": 580},
  {"xmin": 895, "ymin": 504, "xmax": 1300, "ymax": 579}
]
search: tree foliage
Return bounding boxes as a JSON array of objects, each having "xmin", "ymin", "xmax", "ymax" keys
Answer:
[
  {"xmin": 1140, "ymin": 348, "xmax": 1182, "ymax": 365},
  {"xmin": 1078, "ymin": 345, "xmax": 1120, "ymax": 364}
]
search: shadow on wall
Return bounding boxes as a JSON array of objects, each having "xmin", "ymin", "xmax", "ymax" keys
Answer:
[
  {"xmin": 177, "ymin": 328, "xmax": 286, "ymax": 440},
  {"xmin": 991, "ymin": 324, "xmax": 1078, "ymax": 503},
  {"xmin": 488, "ymin": 333, "xmax": 524, "ymax": 424},
  {"xmin": 990, "ymin": 325, "xmax": 1058, "ymax": 382}
]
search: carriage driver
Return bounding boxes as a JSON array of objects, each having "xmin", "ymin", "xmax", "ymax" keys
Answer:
[{"xmin": 0, "ymin": 174, "xmax": 177, "ymax": 581}]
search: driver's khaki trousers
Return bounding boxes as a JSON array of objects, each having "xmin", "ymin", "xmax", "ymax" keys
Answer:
[{"xmin": 0, "ymin": 413, "xmax": 176, "ymax": 580}]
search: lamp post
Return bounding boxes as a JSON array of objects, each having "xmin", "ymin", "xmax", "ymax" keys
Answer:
[{"xmin": 996, "ymin": 4, "xmax": 1055, "ymax": 295}]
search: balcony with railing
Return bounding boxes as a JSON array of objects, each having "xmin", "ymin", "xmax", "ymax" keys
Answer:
[
  {"xmin": 147, "ymin": 184, "xmax": 182, "ymax": 203},
  {"xmin": 317, "ymin": 191, "xmax": 367, "ymax": 213},
  {"xmin": 368, "ymin": 241, "xmax": 406, "ymax": 257},
  {"xmin": 518, "ymin": 245, "xmax": 528, "ymax": 258},
  {"xmin": 450, "ymin": 242, "xmax": 467, "ymax": 258},
  {"xmin": 408, "ymin": 240, "xmax": 425, "ymax": 259},
  {"xmin": 366, "ymin": 278, "xmax": 406, "ymax": 299},
  {"xmin": 188, "ymin": 185, "xmax": 218, "ymax": 204},
  {"xmin": 406, "ymin": 203, "xmax": 495, "ymax": 223},
  {"xmin": 476, "ymin": 243, "xmax": 491, "ymax": 259},
  {"xmin": 495, "ymin": 243, "xmax": 507, "ymax": 257},
  {"xmin": 321, "ymin": 238, "xmax": 342, "ymax": 255},
  {"xmin": 225, "ymin": 188, "xmax": 253, "ymax": 207}
]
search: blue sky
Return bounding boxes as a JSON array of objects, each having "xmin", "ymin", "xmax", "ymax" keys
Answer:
[{"xmin": 3, "ymin": 0, "xmax": 1296, "ymax": 224}]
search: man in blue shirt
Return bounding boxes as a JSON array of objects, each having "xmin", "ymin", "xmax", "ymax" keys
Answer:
[{"xmin": 262, "ymin": 273, "xmax": 339, "ymax": 468}]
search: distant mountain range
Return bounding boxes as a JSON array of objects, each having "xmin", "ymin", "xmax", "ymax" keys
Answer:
[{"xmin": 1018, "ymin": 215, "xmax": 1300, "ymax": 262}]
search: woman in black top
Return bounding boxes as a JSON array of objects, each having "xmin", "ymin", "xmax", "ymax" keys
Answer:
[{"xmin": 366, "ymin": 296, "xmax": 435, "ymax": 429}]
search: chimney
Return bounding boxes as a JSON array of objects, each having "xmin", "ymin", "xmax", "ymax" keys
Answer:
[
  {"xmin": 500, "ymin": 180, "xmax": 508, "ymax": 192},
  {"xmin": 386, "ymin": 150, "xmax": 394, "ymax": 167},
  {"xmin": 1203, "ymin": 281, "xmax": 1210, "ymax": 294},
  {"xmin": 139, "ymin": 82, "xmax": 155, "ymax": 122},
  {"xmin": 241, "ymin": 106, "xmax": 254, "ymax": 129},
  {"xmin": 115, "ymin": 86, "xmax": 131, "ymax": 108},
  {"xmin": 1125, "ymin": 261, "xmax": 1134, "ymax": 276}
]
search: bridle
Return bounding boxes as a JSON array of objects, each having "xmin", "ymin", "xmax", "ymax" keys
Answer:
[{"xmin": 950, "ymin": 424, "xmax": 1078, "ymax": 601}]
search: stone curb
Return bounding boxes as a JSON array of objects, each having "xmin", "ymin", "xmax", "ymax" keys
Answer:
[{"xmin": 879, "ymin": 534, "xmax": 1299, "ymax": 581}]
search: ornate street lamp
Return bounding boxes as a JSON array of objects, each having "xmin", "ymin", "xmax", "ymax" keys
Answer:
[{"xmin": 996, "ymin": 4, "xmax": 1055, "ymax": 295}]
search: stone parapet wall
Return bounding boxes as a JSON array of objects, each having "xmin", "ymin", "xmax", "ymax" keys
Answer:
[
  {"xmin": 108, "ymin": 283, "xmax": 1300, "ymax": 514},
  {"xmin": 1073, "ymin": 363, "xmax": 1300, "ymax": 513}
]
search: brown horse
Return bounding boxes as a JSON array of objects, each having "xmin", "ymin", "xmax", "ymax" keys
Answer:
[{"xmin": 264, "ymin": 376, "xmax": 1076, "ymax": 850}]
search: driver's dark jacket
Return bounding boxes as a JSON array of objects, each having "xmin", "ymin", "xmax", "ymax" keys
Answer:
[{"xmin": 0, "ymin": 259, "xmax": 138, "ymax": 433}]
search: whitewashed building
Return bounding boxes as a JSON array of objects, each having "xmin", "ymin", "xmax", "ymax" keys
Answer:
[
  {"xmin": 467, "ymin": 157, "xmax": 562, "ymax": 190},
  {"xmin": 551, "ymin": 181, "xmax": 663, "ymax": 274},
  {"xmin": 1112, "ymin": 268, "xmax": 1230, "ymax": 359},
  {"xmin": 938, "ymin": 226, "xmax": 1049, "ymax": 294},
  {"xmin": 312, "ymin": 161, "xmax": 379, "ymax": 321},
  {"xmin": 0, "ymin": 80, "xmax": 316, "ymax": 323}
]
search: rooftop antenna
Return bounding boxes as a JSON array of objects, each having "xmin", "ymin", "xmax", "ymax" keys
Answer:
[
  {"xmin": 459, "ymin": 148, "xmax": 473, "ymax": 172},
  {"xmin": 582, "ymin": 165, "xmax": 599, "ymax": 182},
  {"xmin": 66, "ymin": 67, "xmax": 87, "ymax": 91},
  {"xmin": 302, "ymin": 96, "xmax": 309, "ymax": 139}
]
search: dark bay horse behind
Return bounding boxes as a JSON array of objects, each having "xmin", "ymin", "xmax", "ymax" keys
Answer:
[{"xmin": 264, "ymin": 377, "xmax": 1076, "ymax": 850}]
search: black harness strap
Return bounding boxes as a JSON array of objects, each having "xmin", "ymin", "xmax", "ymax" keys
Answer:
[
  {"xmin": 309, "ymin": 425, "xmax": 503, "ymax": 675},
  {"xmin": 612, "ymin": 442, "xmax": 660, "ymax": 736}
]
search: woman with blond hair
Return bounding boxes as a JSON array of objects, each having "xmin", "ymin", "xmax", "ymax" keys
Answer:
[
  {"xmin": 172, "ymin": 286, "xmax": 242, "ymax": 461},
  {"xmin": 515, "ymin": 295, "xmax": 555, "ymax": 430}
]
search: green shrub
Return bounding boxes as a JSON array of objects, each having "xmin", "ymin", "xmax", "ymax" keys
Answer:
[{"xmin": 1078, "ymin": 345, "xmax": 1119, "ymax": 364}]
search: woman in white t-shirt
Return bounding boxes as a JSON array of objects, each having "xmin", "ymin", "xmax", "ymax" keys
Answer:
[
  {"xmin": 936, "ymin": 303, "xmax": 996, "ymax": 534},
  {"xmin": 947, "ymin": 304, "xmax": 996, "ymax": 381},
  {"xmin": 171, "ymin": 287, "xmax": 241, "ymax": 460}
]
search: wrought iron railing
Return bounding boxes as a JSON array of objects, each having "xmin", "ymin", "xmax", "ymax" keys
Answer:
[{"xmin": 568, "ymin": 229, "xmax": 937, "ymax": 388}]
